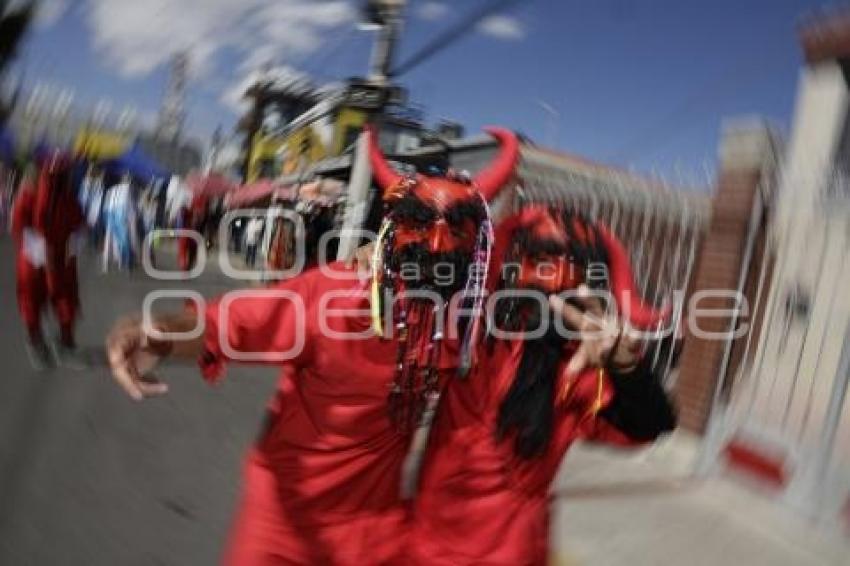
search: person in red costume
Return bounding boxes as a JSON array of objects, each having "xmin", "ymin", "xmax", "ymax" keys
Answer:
[
  {"xmin": 104, "ymin": 124, "xmax": 519, "ymax": 565},
  {"xmin": 12, "ymin": 166, "xmax": 51, "ymax": 368},
  {"xmin": 176, "ymin": 198, "xmax": 199, "ymax": 271},
  {"xmin": 406, "ymin": 206, "xmax": 677, "ymax": 565},
  {"xmin": 13, "ymin": 158, "xmax": 86, "ymax": 369}
]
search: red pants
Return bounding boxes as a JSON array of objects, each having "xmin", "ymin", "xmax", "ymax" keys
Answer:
[
  {"xmin": 16, "ymin": 254, "xmax": 79, "ymax": 332},
  {"xmin": 178, "ymin": 237, "xmax": 197, "ymax": 271}
]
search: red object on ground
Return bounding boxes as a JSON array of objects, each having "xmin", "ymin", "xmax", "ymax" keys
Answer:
[{"xmin": 724, "ymin": 439, "xmax": 788, "ymax": 488}]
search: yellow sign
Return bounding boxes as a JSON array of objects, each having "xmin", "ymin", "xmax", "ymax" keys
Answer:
[
  {"xmin": 246, "ymin": 132, "xmax": 286, "ymax": 183},
  {"xmin": 73, "ymin": 128, "xmax": 129, "ymax": 159},
  {"xmin": 245, "ymin": 105, "xmax": 370, "ymax": 182}
]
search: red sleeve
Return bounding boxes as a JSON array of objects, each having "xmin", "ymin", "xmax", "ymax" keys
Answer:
[{"xmin": 199, "ymin": 274, "xmax": 315, "ymax": 383}]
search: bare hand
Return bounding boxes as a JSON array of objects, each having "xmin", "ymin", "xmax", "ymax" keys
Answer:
[
  {"xmin": 548, "ymin": 285, "xmax": 640, "ymax": 377},
  {"xmin": 105, "ymin": 316, "xmax": 170, "ymax": 401},
  {"xmin": 345, "ymin": 242, "xmax": 376, "ymax": 276}
]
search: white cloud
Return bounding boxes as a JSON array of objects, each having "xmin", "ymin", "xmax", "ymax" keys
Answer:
[
  {"xmin": 239, "ymin": 44, "xmax": 281, "ymax": 74},
  {"xmin": 82, "ymin": 0, "xmax": 356, "ymax": 79},
  {"xmin": 477, "ymin": 14, "xmax": 525, "ymax": 40},
  {"xmin": 34, "ymin": 0, "xmax": 70, "ymax": 28},
  {"xmin": 416, "ymin": 4, "xmax": 525, "ymax": 42},
  {"xmin": 416, "ymin": 2, "xmax": 449, "ymax": 22}
]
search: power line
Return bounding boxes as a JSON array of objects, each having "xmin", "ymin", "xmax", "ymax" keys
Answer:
[{"xmin": 390, "ymin": 0, "xmax": 527, "ymax": 78}]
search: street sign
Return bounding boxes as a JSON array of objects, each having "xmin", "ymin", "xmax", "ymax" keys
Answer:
[{"xmin": 344, "ymin": 82, "xmax": 408, "ymax": 110}]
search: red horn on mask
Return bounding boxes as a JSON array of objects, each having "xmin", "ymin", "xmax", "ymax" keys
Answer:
[
  {"xmin": 596, "ymin": 223, "xmax": 672, "ymax": 330},
  {"xmin": 473, "ymin": 127, "xmax": 519, "ymax": 202},
  {"xmin": 366, "ymin": 124, "xmax": 403, "ymax": 193},
  {"xmin": 367, "ymin": 124, "xmax": 518, "ymax": 203}
]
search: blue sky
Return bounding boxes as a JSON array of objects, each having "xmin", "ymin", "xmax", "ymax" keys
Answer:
[{"xmin": 15, "ymin": 0, "xmax": 833, "ymax": 183}]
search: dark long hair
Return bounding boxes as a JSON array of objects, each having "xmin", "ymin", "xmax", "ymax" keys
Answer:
[{"xmin": 495, "ymin": 210, "xmax": 609, "ymax": 458}]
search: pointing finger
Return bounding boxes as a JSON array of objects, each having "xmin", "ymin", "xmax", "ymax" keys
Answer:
[
  {"xmin": 110, "ymin": 353, "xmax": 144, "ymax": 401},
  {"xmin": 107, "ymin": 334, "xmax": 144, "ymax": 401},
  {"xmin": 137, "ymin": 374, "xmax": 169, "ymax": 397}
]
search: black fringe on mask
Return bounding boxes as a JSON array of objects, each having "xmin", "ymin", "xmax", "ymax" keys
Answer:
[
  {"xmin": 495, "ymin": 310, "xmax": 565, "ymax": 458},
  {"xmin": 386, "ymin": 242, "xmax": 472, "ymax": 299},
  {"xmin": 494, "ymin": 211, "xmax": 609, "ymax": 459}
]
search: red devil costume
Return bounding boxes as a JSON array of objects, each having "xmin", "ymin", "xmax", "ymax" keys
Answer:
[
  {"xmin": 202, "ymin": 124, "xmax": 518, "ymax": 565},
  {"xmin": 177, "ymin": 194, "xmax": 205, "ymax": 271},
  {"xmin": 407, "ymin": 207, "xmax": 677, "ymax": 565},
  {"xmin": 12, "ymin": 159, "xmax": 84, "ymax": 353}
]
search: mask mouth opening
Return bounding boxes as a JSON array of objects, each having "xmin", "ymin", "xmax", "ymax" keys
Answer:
[{"xmin": 386, "ymin": 242, "xmax": 472, "ymax": 299}]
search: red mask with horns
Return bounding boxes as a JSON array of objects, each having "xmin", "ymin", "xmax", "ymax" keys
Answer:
[
  {"xmin": 499, "ymin": 205, "xmax": 671, "ymax": 331},
  {"xmin": 366, "ymin": 123, "xmax": 519, "ymax": 429},
  {"xmin": 367, "ymin": 124, "xmax": 519, "ymax": 252}
]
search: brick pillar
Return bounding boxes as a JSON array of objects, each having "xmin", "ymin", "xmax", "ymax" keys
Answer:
[{"xmin": 674, "ymin": 121, "xmax": 778, "ymax": 433}]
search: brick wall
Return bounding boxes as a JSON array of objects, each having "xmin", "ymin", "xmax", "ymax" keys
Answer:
[{"xmin": 674, "ymin": 130, "xmax": 774, "ymax": 433}]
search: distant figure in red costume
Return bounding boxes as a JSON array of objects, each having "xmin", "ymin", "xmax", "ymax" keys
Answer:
[
  {"xmin": 104, "ymin": 124, "xmax": 519, "ymax": 565},
  {"xmin": 13, "ymin": 158, "xmax": 86, "ymax": 369},
  {"xmin": 407, "ymin": 206, "xmax": 677, "ymax": 565},
  {"xmin": 176, "ymin": 201, "xmax": 197, "ymax": 271}
]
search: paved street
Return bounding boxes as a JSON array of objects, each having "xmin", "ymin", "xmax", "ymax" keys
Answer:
[
  {"xmin": 551, "ymin": 438, "xmax": 849, "ymax": 565},
  {"xmin": 0, "ymin": 238, "xmax": 278, "ymax": 565},
  {"xmin": 0, "ymin": 237, "xmax": 847, "ymax": 565}
]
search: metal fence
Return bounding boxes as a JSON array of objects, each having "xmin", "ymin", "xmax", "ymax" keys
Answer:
[{"xmin": 702, "ymin": 165, "xmax": 850, "ymax": 527}]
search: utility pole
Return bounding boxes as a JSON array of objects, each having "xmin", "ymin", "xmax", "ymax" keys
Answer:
[
  {"xmin": 156, "ymin": 51, "xmax": 189, "ymax": 143},
  {"xmin": 337, "ymin": 0, "xmax": 406, "ymax": 261},
  {"xmin": 366, "ymin": 0, "xmax": 405, "ymax": 84}
]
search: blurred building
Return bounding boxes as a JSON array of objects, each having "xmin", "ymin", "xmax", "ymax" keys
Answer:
[
  {"xmin": 691, "ymin": 9, "xmax": 850, "ymax": 531},
  {"xmin": 235, "ymin": 72, "xmax": 425, "ymax": 182},
  {"xmin": 235, "ymin": 69, "xmax": 321, "ymax": 180}
]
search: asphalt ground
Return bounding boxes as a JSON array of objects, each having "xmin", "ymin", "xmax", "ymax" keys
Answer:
[{"xmin": 0, "ymin": 238, "xmax": 278, "ymax": 565}]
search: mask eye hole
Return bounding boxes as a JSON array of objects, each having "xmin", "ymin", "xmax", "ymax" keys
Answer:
[{"xmin": 450, "ymin": 227, "xmax": 469, "ymax": 239}]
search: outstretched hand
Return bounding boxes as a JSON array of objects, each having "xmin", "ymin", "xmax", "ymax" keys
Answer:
[
  {"xmin": 105, "ymin": 316, "xmax": 170, "ymax": 401},
  {"xmin": 548, "ymin": 285, "xmax": 640, "ymax": 377}
]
